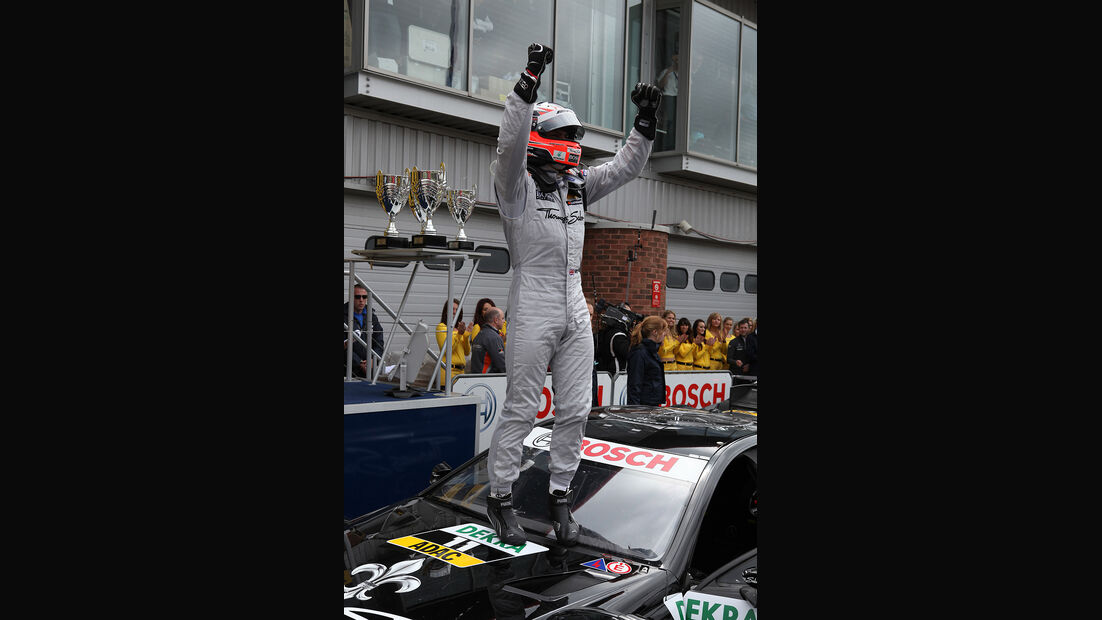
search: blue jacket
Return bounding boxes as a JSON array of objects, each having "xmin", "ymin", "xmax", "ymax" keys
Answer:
[
  {"xmin": 627, "ymin": 339, "xmax": 667, "ymax": 406},
  {"xmin": 345, "ymin": 302, "xmax": 384, "ymax": 375}
]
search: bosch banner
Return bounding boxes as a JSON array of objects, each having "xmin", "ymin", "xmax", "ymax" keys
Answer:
[{"xmin": 453, "ymin": 370, "xmax": 732, "ymax": 454}]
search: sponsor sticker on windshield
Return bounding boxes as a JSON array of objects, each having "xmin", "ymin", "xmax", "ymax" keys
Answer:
[
  {"xmin": 522, "ymin": 428, "xmax": 707, "ymax": 483},
  {"xmin": 663, "ymin": 591, "xmax": 757, "ymax": 620},
  {"xmin": 387, "ymin": 523, "xmax": 548, "ymax": 568}
]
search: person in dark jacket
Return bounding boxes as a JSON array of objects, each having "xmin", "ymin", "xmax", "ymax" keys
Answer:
[
  {"xmin": 626, "ymin": 315, "xmax": 668, "ymax": 406},
  {"xmin": 727, "ymin": 317, "xmax": 756, "ymax": 377},
  {"xmin": 345, "ymin": 284, "xmax": 384, "ymax": 377},
  {"xmin": 470, "ymin": 307, "xmax": 507, "ymax": 373}
]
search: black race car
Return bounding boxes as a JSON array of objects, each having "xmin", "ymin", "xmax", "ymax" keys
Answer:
[{"xmin": 344, "ymin": 406, "xmax": 757, "ymax": 620}]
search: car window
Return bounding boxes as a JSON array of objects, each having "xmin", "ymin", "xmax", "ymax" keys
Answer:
[{"xmin": 429, "ymin": 441, "xmax": 694, "ymax": 562}]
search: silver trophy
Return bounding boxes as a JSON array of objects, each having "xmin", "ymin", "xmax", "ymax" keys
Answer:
[
  {"xmin": 409, "ymin": 163, "xmax": 448, "ymax": 248},
  {"xmin": 447, "ymin": 185, "xmax": 477, "ymax": 251},
  {"xmin": 372, "ymin": 169, "xmax": 411, "ymax": 249}
]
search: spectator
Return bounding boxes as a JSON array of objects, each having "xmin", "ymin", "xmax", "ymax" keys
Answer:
[
  {"xmin": 626, "ymin": 315, "xmax": 668, "ymax": 405},
  {"xmin": 705, "ymin": 312, "xmax": 726, "ymax": 370},
  {"xmin": 658, "ymin": 310, "xmax": 679, "ymax": 372},
  {"xmin": 691, "ymin": 319, "xmax": 710, "ymax": 369},
  {"xmin": 470, "ymin": 297, "xmax": 508, "ymax": 343},
  {"xmin": 728, "ymin": 317, "xmax": 757, "ymax": 376},
  {"xmin": 673, "ymin": 318, "xmax": 695, "ymax": 370},
  {"xmin": 470, "ymin": 307, "xmax": 507, "ymax": 373},
  {"xmin": 345, "ymin": 284, "xmax": 383, "ymax": 378},
  {"xmin": 435, "ymin": 298, "xmax": 470, "ymax": 387},
  {"xmin": 721, "ymin": 316, "xmax": 736, "ymax": 370}
]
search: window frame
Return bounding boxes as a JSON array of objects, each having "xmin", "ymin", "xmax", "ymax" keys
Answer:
[
  {"xmin": 693, "ymin": 269, "xmax": 715, "ymax": 291},
  {"xmin": 719, "ymin": 271, "xmax": 740, "ymax": 292},
  {"xmin": 474, "ymin": 245, "xmax": 511, "ymax": 274},
  {"xmin": 744, "ymin": 274, "xmax": 757, "ymax": 294},
  {"xmin": 667, "ymin": 266, "xmax": 689, "ymax": 289}
]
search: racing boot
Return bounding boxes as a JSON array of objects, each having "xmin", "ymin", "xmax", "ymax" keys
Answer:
[
  {"xmin": 485, "ymin": 493, "xmax": 526, "ymax": 546},
  {"xmin": 548, "ymin": 488, "xmax": 580, "ymax": 546}
]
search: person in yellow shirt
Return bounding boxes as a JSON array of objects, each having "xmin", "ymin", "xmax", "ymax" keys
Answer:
[
  {"xmin": 673, "ymin": 318, "xmax": 695, "ymax": 370},
  {"xmin": 691, "ymin": 319, "xmax": 710, "ymax": 369},
  {"xmin": 705, "ymin": 312, "xmax": 726, "ymax": 370},
  {"xmin": 658, "ymin": 310, "xmax": 679, "ymax": 371},
  {"xmin": 722, "ymin": 316, "xmax": 736, "ymax": 370},
  {"xmin": 436, "ymin": 298, "xmax": 470, "ymax": 388}
]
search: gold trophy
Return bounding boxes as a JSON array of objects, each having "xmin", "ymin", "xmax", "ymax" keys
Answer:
[
  {"xmin": 372, "ymin": 169, "xmax": 411, "ymax": 249},
  {"xmin": 409, "ymin": 163, "xmax": 449, "ymax": 248},
  {"xmin": 447, "ymin": 185, "xmax": 477, "ymax": 251}
]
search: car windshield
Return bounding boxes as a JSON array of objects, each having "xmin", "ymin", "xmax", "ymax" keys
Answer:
[{"xmin": 427, "ymin": 439, "xmax": 696, "ymax": 562}]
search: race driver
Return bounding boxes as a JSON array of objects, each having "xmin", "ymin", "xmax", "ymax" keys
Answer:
[{"xmin": 485, "ymin": 42, "xmax": 662, "ymax": 547}]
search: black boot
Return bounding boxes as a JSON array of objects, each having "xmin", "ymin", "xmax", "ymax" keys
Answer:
[
  {"xmin": 486, "ymin": 493, "xmax": 526, "ymax": 546},
  {"xmin": 548, "ymin": 489, "xmax": 580, "ymax": 546}
]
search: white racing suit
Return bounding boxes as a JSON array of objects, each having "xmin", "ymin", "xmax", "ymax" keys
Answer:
[{"xmin": 489, "ymin": 91, "xmax": 653, "ymax": 496}]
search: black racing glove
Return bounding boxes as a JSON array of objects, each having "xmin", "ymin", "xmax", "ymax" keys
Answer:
[
  {"xmin": 514, "ymin": 43, "xmax": 554, "ymax": 103},
  {"xmin": 630, "ymin": 82, "xmax": 663, "ymax": 141}
]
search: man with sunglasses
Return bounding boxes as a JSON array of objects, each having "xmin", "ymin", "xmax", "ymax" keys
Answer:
[
  {"xmin": 484, "ymin": 42, "xmax": 662, "ymax": 548},
  {"xmin": 345, "ymin": 284, "xmax": 384, "ymax": 378}
]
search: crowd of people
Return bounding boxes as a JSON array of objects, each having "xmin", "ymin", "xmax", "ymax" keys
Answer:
[{"xmin": 344, "ymin": 288, "xmax": 757, "ymax": 407}]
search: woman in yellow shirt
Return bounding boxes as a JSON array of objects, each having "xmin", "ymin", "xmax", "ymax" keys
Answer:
[
  {"xmin": 435, "ymin": 298, "xmax": 470, "ymax": 387},
  {"xmin": 722, "ymin": 316, "xmax": 736, "ymax": 370},
  {"xmin": 658, "ymin": 310, "xmax": 680, "ymax": 371},
  {"xmin": 673, "ymin": 318, "xmax": 695, "ymax": 370},
  {"xmin": 691, "ymin": 319, "xmax": 711, "ymax": 370},
  {"xmin": 705, "ymin": 312, "xmax": 727, "ymax": 370}
]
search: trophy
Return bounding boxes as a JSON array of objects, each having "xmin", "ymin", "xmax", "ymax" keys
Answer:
[
  {"xmin": 446, "ymin": 185, "xmax": 477, "ymax": 251},
  {"xmin": 372, "ymin": 169, "xmax": 411, "ymax": 249},
  {"xmin": 409, "ymin": 163, "xmax": 449, "ymax": 248}
]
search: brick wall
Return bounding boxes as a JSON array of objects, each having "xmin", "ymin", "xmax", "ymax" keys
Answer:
[{"xmin": 581, "ymin": 227, "xmax": 669, "ymax": 315}]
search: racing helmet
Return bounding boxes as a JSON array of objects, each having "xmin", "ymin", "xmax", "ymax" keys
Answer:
[{"xmin": 528, "ymin": 102, "xmax": 585, "ymax": 169}]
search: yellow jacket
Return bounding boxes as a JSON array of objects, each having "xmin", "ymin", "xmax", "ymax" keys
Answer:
[
  {"xmin": 674, "ymin": 339, "xmax": 696, "ymax": 370},
  {"xmin": 659, "ymin": 335, "xmax": 680, "ymax": 371},
  {"xmin": 435, "ymin": 323, "xmax": 471, "ymax": 386},
  {"xmin": 692, "ymin": 342, "xmax": 711, "ymax": 370},
  {"xmin": 706, "ymin": 329, "xmax": 726, "ymax": 370}
]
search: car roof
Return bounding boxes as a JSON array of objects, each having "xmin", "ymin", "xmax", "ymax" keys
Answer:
[{"xmin": 574, "ymin": 406, "xmax": 757, "ymax": 460}]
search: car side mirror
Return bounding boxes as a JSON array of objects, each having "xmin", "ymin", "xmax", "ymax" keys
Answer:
[{"xmin": 430, "ymin": 461, "xmax": 452, "ymax": 484}]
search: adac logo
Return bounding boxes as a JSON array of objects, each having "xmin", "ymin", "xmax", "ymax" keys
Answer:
[{"xmin": 464, "ymin": 383, "xmax": 497, "ymax": 431}]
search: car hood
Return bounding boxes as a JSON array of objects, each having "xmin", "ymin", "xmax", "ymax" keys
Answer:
[{"xmin": 344, "ymin": 497, "xmax": 671, "ymax": 620}]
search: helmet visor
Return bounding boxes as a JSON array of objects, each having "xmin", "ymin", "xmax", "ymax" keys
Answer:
[{"xmin": 535, "ymin": 108, "xmax": 586, "ymax": 141}]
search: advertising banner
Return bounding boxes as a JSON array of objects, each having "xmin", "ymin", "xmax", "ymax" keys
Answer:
[{"xmin": 452, "ymin": 370, "xmax": 731, "ymax": 454}]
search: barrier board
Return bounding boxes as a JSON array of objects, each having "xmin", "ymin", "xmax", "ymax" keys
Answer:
[{"xmin": 451, "ymin": 370, "xmax": 732, "ymax": 454}]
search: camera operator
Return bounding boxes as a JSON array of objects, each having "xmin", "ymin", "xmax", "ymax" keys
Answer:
[{"xmin": 595, "ymin": 301, "xmax": 640, "ymax": 375}]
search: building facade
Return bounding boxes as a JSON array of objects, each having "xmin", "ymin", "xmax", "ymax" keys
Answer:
[{"xmin": 344, "ymin": 0, "xmax": 757, "ymax": 336}]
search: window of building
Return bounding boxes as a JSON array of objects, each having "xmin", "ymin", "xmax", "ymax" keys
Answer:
[
  {"xmin": 744, "ymin": 274, "xmax": 757, "ymax": 294},
  {"xmin": 693, "ymin": 269, "xmax": 715, "ymax": 290},
  {"xmin": 738, "ymin": 24, "xmax": 757, "ymax": 167},
  {"xmin": 471, "ymin": 0, "xmax": 554, "ymax": 103},
  {"xmin": 653, "ymin": 6, "xmax": 680, "ymax": 151},
  {"xmin": 720, "ymin": 272, "xmax": 740, "ymax": 292},
  {"xmin": 424, "ymin": 257, "xmax": 464, "ymax": 271},
  {"xmin": 687, "ymin": 2, "xmax": 740, "ymax": 162},
  {"xmin": 554, "ymin": 0, "xmax": 626, "ymax": 132},
  {"xmin": 667, "ymin": 267, "xmax": 688, "ymax": 289},
  {"xmin": 365, "ymin": 0, "xmax": 470, "ymax": 90},
  {"xmin": 475, "ymin": 245, "xmax": 511, "ymax": 274}
]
